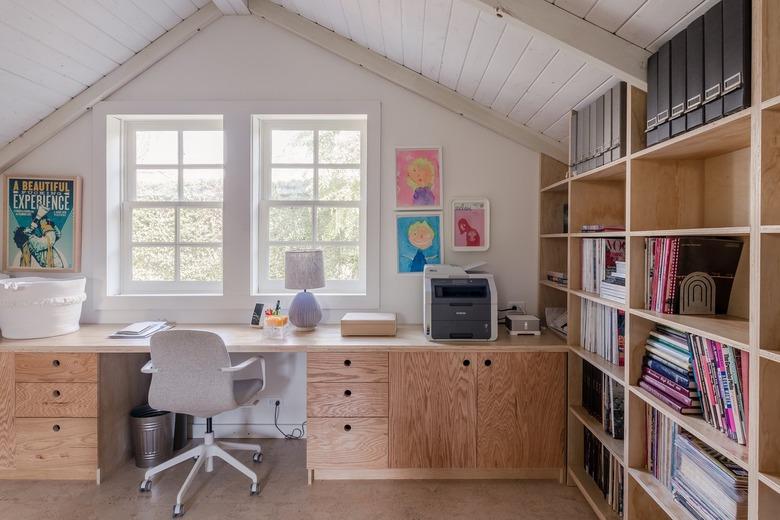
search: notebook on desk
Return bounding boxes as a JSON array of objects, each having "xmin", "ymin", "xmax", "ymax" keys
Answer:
[{"xmin": 110, "ymin": 321, "xmax": 174, "ymax": 339}]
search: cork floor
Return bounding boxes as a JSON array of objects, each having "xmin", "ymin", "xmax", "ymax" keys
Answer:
[{"xmin": 0, "ymin": 439, "xmax": 595, "ymax": 520}]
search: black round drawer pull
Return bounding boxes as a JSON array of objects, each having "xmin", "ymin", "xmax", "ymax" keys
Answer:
[
  {"xmin": 52, "ymin": 424, "xmax": 61, "ymax": 432},
  {"xmin": 344, "ymin": 424, "xmax": 352, "ymax": 432},
  {"xmin": 344, "ymin": 359, "xmax": 352, "ymax": 367},
  {"xmin": 52, "ymin": 390, "xmax": 61, "ymax": 398},
  {"xmin": 52, "ymin": 359, "xmax": 61, "ymax": 367},
  {"xmin": 484, "ymin": 359, "xmax": 492, "ymax": 367},
  {"xmin": 344, "ymin": 389, "xmax": 352, "ymax": 397},
  {"xmin": 463, "ymin": 359, "xmax": 470, "ymax": 367}
]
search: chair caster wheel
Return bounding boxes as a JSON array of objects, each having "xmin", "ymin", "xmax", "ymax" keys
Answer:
[
  {"xmin": 172, "ymin": 503, "xmax": 185, "ymax": 517},
  {"xmin": 252, "ymin": 452, "xmax": 263, "ymax": 464},
  {"xmin": 139, "ymin": 479, "xmax": 152, "ymax": 492},
  {"xmin": 250, "ymin": 482, "xmax": 260, "ymax": 496}
]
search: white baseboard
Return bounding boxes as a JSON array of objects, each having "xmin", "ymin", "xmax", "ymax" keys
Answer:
[{"xmin": 192, "ymin": 423, "xmax": 307, "ymax": 439}]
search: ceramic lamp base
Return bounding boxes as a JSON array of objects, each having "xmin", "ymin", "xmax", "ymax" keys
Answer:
[{"xmin": 289, "ymin": 290, "xmax": 322, "ymax": 330}]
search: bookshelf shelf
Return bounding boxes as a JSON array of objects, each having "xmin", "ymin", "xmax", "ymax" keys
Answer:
[
  {"xmin": 539, "ymin": 279, "xmax": 568, "ymax": 292},
  {"xmin": 570, "ymin": 157, "xmax": 627, "ymax": 182},
  {"xmin": 568, "ymin": 344, "xmax": 625, "ymax": 385},
  {"xmin": 759, "ymin": 349, "xmax": 780, "ymax": 364},
  {"xmin": 629, "ymin": 227, "xmax": 751, "ymax": 237},
  {"xmin": 631, "ymin": 109, "xmax": 751, "ymax": 161},
  {"xmin": 570, "ymin": 289, "xmax": 626, "ymax": 311},
  {"xmin": 762, "ymin": 94, "xmax": 780, "ymax": 111},
  {"xmin": 540, "ymin": 177, "xmax": 569, "ymax": 192},
  {"xmin": 567, "ymin": 466, "xmax": 622, "ymax": 520},
  {"xmin": 758, "ymin": 472, "xmax": 780, "ymax": 496},
  {"xmin": 628, "ymin": 309, "xmax": 750, "ymax": 352},
  {"xmin": 628, "ymin": 469, "xmax": 695, "ymax": 520},
  {"xmin": 630, "ymin": 385, "xmax": 750, "ymax": 470},
  {"xmin": 570, "ymin": 405, "xmax": 625, "ymax": 465},
  {"xmin": 540, "ymin": 233, "xmax": 568, "ymax": 238},
  {"xmin": 760, "ymin": 225, "xmax": 780, "ymax": 234}
]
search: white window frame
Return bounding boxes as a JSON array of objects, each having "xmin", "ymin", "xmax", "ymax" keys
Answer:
[
  {"xmin": 256, "ymin": 116, "xmax": 367, "ymax": 295},
  {"xmin": 121, "ymin": 118, "xmax": 224, "ymax": 294}
]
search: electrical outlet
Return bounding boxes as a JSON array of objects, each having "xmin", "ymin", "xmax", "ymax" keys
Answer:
[
  {"xmin": 507, "ymin": 301, "xmax": 527, "ymax": 314},
  {"xmin": 265, "ymin": 398, "xmax": 282, "ymax": 409}
]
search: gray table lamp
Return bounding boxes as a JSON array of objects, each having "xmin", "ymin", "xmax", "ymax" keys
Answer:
[{"xmin": 285, "ymin": 249, "xmax": 325, "ymax": 330}]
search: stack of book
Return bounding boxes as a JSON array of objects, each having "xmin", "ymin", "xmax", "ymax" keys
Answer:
[
  {"xmin": 546, "ymin": 271, "xmax": 568, "ymax": 286},
  {"xmin": 644, "ymin": 237, "xmax": 743, "ymax": 314},
  {"xmin": 580, "ymin": 299, "xmax": 625, "ymax": 366},
  {"xmin": 689, "ymin": 335, "xmax": 749, "ymax": 445},
  {"xmin": 582, "ymin": 361, "xmax": 624, "ymax": 439},
  {"xmin": 672, "ymin": 431, "xmax": 748, "ymax": 520},
  {"xmin": 582, "ymin": 237, "xmax": 626, "ymax": 303},
  {"xmin": 646, "ymin": 406, "xmax": 677, "ymax": 490},
  {"xmin": 584, "ymin": 429, "xmax": 624, "ymax": 516},
  {"xmin": 600, "ymin": 261, "xmax": 626, "ymax": 303},
  {"xmin": 580, "ymin": 225, "xmax": 626, "ymax": 233},
  {"xmin": 638, "ymin": 325, "xmax": 702, "ymax": 415}
]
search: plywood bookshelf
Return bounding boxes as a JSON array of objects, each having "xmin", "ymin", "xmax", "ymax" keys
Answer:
[{"xmin": 537, "ymin": 2, "xmax": 779, "ymax": 517}]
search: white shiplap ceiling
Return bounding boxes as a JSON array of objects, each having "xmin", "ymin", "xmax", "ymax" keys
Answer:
[
  {"xmin": 0, "ymin": 0, "xmax": 211, "ymax": 150},
  {"xmin": 270, "ymin": 0, "xmax": 712, "ymax": 143},
  {"xmin": 0, "ymin": 0, "xmax": 713, "ymax": 154}
]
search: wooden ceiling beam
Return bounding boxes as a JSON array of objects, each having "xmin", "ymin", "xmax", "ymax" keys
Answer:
[
  {"xmin": 247, "ymin": 0, "xmax": 568, "ymax": 161},
  {"xmin": 464, "ymin": 0, "xmax": 650, "ymax": 90}
]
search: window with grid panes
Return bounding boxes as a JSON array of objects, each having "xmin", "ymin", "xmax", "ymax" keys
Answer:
[
  {"xmin": 122, "ymin": 118, "xmax": 224, "ymax": 293},
  {"xmin": 258, "ymin": 117, "xmax": 366, "ymax": 294}
]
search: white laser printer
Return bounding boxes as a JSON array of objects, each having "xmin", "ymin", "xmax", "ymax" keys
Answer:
[{"xmin": 423, "ymin": 264, "xmax": 497, "ymax": 341}]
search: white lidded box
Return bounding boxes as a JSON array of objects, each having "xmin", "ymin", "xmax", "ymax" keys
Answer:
[{"xmin": 0, "ymin": 277, "xmax": 86, "ymax": 339}]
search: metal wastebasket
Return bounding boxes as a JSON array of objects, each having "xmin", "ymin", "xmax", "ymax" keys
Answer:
[{"xmin": 130, "ymin": 404, "xmax": 174, "ymax": 468}]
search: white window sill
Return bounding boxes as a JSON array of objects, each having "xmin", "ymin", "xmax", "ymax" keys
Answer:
[{"xmin": 94, "ymin": 292, "xmax": 378, "ymax": 311}]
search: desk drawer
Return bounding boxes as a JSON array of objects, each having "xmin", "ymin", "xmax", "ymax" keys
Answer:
[
  {"xmin": 16, "ymin": 383, "xmax": 98, "ymax": 418},
  {"xmin": 308, "ymin": 352, "xmax": 388, "ymax": 383},
  {"xmin": 307, "ymin": 418, "xmax": 388, "ymax": 469},
  {"xmin": 308, "ymin": 383, "xmax": 388, "ymax": 417},
  {"xmin": 15, "ymin": 353, "xmax": 98, "ymax": 383},
  {"xmin": 14, "ymin": 418, "xmax": 97, "ymax": 478}
]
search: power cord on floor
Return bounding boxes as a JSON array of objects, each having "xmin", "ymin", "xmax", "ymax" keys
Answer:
[{"xmin": 273, "ymin": 400, "xmax": 306, "ymax": 440}]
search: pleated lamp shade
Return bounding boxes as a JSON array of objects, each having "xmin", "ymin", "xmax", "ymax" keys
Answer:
[{"xmin": 284, "ymin": 250, "xmax": 325, "ymax": 290}]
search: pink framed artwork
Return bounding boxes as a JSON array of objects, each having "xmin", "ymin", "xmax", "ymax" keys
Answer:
[
  {"xmin": 395, "ymin": 147, "xmax": 442, "ymax": 210},
  {"xmin": 451, "ymin": 198, "xmax": 489, "ymax": 252}
]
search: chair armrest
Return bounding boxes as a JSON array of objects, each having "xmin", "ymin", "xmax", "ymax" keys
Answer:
[
  {"xmin": 141, "ymin": 360, "xmax": 158, "ymax": 374},
  {"xmin": 221, "ymin": 356, "xmax": 266, "ymax": 391}
]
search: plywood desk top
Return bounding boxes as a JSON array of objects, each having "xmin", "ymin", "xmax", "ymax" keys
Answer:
[{"xmin": 0, "ymin": 324, "xmax": 567, "ymax": 354}]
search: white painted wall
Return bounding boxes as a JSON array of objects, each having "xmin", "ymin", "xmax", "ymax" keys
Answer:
[{"xmin": 6, "ymin": 16, "xmax": 540, "ymax": 434}]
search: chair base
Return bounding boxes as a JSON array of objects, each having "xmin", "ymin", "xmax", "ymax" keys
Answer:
[{"xmin": 140, "ymin": 432, "xmax": 262, "ymax": 516}]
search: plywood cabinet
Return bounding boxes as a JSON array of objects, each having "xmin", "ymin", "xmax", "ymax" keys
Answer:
[
  {"xmin": 389, "ymin": 351, "xmax": 565, "ymax": 470},
  {"xmin": 476, "ymin": 352, "xmax": 565, "ymax": 469},
  {"xmin": 388, "ymin": 352, "xmax": 477, "ymax": 468}
]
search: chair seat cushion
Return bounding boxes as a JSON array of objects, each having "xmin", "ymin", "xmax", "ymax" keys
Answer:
[{"xmin": 233, "ymin": 378, "xmax": 264, "ymax": 405}]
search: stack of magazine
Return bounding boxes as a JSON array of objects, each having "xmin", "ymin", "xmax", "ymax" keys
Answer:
[
  {"xmin": 580, "ymin": 299, "xmax": 625, "ymax": 366},
  {"xmin": 582, "ymin": 361, "xmax": 624, "ymax": 439},
  {"xmin": 584, "ymin": 429, "xmax": 624, "ymax": 516},
  {"xmin": 110, "ymin": 321, "xmax": 174, "ymax": 339},
  {"xmin": 672, "ymin": 431, "xmax": 748, "ymax": 520},
  {"xmin": 646, "ymin": 406, "xmax": 677, "ymax": 490}
]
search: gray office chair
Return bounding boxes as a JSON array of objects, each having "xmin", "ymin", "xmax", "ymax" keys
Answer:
[{"xmin": 139, "ymin": 330, "xmax": 266, "ymax": 518}]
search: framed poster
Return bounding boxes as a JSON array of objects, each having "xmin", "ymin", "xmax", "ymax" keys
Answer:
[
  {"xmin": 3, "ymin": 175, "xmax": 83, "ymax": 273},
  {"xmin": 395, "ymin": 147, "xmax": 442, "ymax": 210},
  {"xmin": 451, "ymin": 198, "xmax": 489, "ymax": 251},
  {"xmin": 395, "ymin": 212, "xmax": 443, "ymax": 274}
]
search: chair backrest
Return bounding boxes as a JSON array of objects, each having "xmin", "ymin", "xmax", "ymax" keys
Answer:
[{"xmin": 148, "ymin": 330, "xmax": 237, "ymax": 417}]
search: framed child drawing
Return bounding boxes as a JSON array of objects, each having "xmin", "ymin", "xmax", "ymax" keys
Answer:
[
  {"xmin": 3, "ymin": 175, "xmax": 83, "ymax": 273},
  {"xmin": 395, "ymin": 213, "xmax": 443, "ymax": 274},
  {"xmin": 451, "ymin": 198, "xmax": 489, "ymax": 251},
  {"xmin": 395, "ymin": 147, "xmax": 442, "ymax": 210}
]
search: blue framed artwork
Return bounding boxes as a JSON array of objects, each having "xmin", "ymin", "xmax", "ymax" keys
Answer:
[{"xmin": 395, "ymin": 212, "xmax": 443, "ymax": 274}]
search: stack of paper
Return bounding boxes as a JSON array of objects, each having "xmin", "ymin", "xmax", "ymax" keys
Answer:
[{"xmin": 110, "ymin": 321, "xmax": 173, "ymax": 339}]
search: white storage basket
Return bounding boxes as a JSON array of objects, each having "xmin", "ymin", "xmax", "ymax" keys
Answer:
[{"xmin": 0, "ymin": 277, "xmax": 86, "ymax": 339}]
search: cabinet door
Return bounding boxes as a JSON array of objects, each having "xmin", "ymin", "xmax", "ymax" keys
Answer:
[
  {"xmin": 389, "ymin": 352, "xmax": 477, "ymax": 468},
  {"xmin": 476, "ymin": 352, "xmax": 565, "ymax": 468}
]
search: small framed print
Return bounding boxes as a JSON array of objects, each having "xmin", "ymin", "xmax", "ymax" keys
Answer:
[
  {"xmin": 395, "ymin": 147, "xmax": 442, "ymax": 210},
  {"xmin": 395, "ymin": 212, "xmax": 443, "ymax": 274},
  {"xmin": 451, "ymin": 198, "xmax": 489, "ymax": 252}
]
